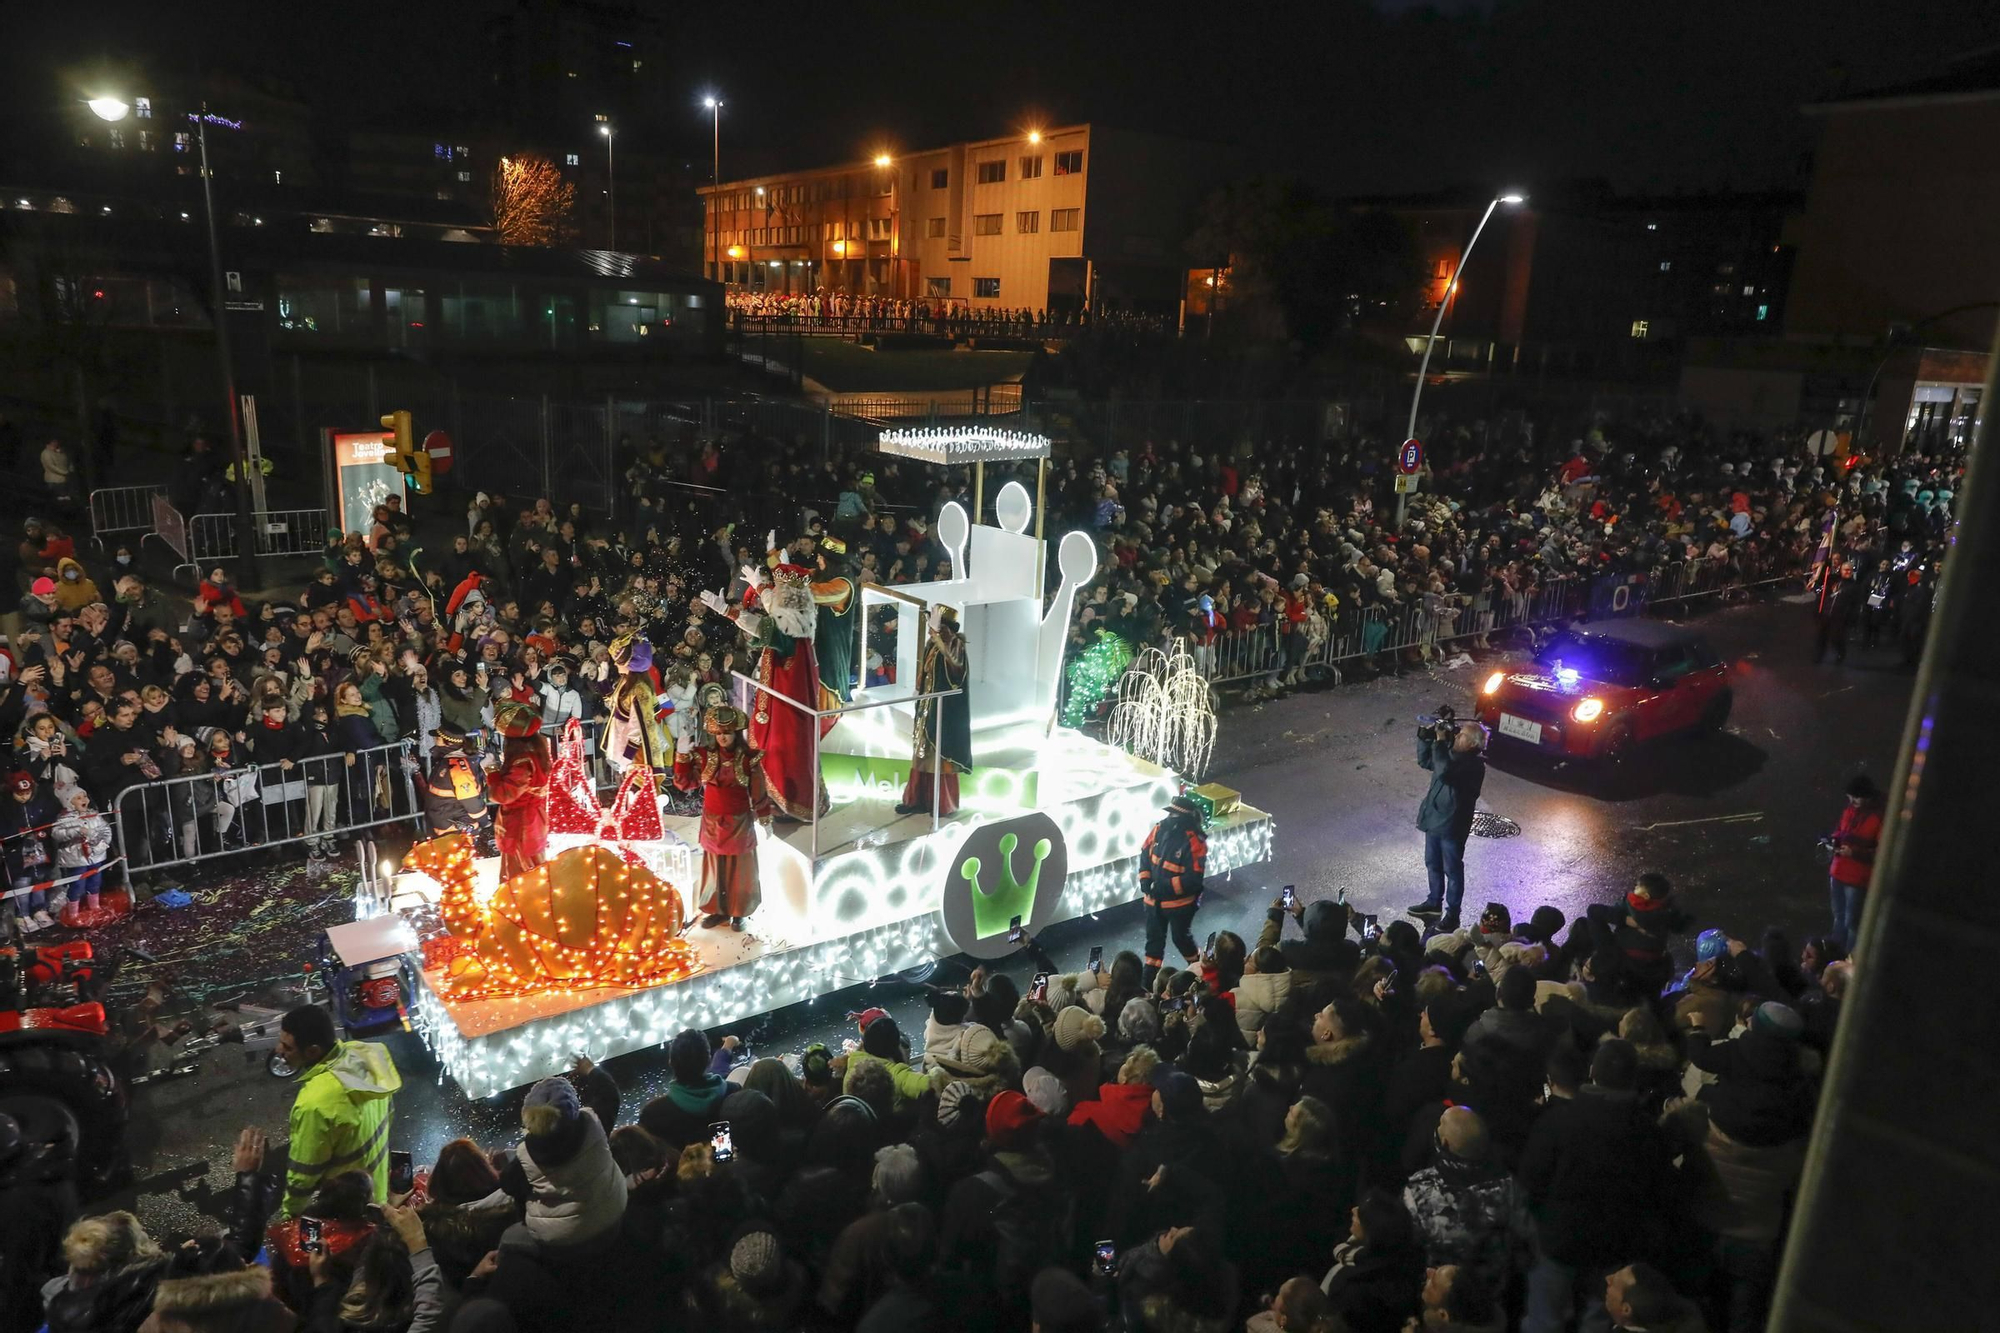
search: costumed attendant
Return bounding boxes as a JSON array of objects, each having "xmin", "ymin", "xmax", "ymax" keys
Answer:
[
  {"xmin": 604, "ymin": 631, "xmax": 671, "ymax": 779},
  {"xmin": 672, "ymin": 705, "xmax": 768, "ymax": 932},
  {"xmin": 487, "ymin": 701, "xmax": 552, "ymax": 880},
  {"xmin": 895, "ymin": 605, "xmax": 971, "ymax": 816},
  {"xmin": 701, "ymin": 562, "xmax": 832, "ymax": 821},
  {"xmin": 811, "ymin": 534, "xmax": 860, "ymax": 703},
  {"xmin": 421, "ymin": 724, "xmax": 490, "ymax": 842}
]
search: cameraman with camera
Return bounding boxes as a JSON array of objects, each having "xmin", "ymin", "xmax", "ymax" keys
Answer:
[{"xmin": 1408, "ymin": 705, "xmax": 1486, "ymax": 933}]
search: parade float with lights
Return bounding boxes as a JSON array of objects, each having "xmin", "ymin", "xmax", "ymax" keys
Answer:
[{"xmin": 393, "ymin": 428, "xmax": 1273, "ymax": 1096}]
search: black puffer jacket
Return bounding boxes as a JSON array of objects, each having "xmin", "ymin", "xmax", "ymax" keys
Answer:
[
  {"xmin": 41, "ymin": 1257, "xmax": 167, "ymax": 1333},
  {"xmin": 1689, "ymin": 1030, "xmax": 1817, "ymax": 1147}
]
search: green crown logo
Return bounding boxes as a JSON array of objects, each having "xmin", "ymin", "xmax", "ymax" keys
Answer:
[{"xmin": 962, "ymin": 832, "xmax": 1053, "ymax": 938}]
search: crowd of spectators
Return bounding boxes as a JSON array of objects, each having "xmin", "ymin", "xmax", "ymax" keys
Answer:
[
  {"xmin": 726, "ymin": 288, "xmax": 1174, "ymax": 339},
  {"xmin": 25, "ymin": 875, "xmax": 1860, "ymax": 1333}
]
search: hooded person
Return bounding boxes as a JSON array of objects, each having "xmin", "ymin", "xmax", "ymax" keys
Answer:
[
  {"xmin": 51, "ymin": 556, "xmax": 100, "ymax": 612},
  {"xmin": 496, "ymin": 1076, "xmax": 627, "ymax": 1254},
  {"xmin": 486, "ymin": 700, "xmax": 552, "ymax": 879},
  {"xmin": 672, "ymin": 704, "xmax": 769, "ymax": 932},
  {"xmin": 1258, "ymin": 894, "xmax": 1362, "ymax": 1006}
]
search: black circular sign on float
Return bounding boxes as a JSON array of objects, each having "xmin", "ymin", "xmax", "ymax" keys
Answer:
[{"xmin": 939, "ymin": 811, "xmax": 1069, "ymax": 960}]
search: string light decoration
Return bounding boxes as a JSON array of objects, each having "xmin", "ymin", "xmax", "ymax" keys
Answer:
[
  {"xmin": 546, "ymin": 718, "xmax": 600, "ymax": 835},
  {"xmin": 876, "ymin": 425, "xmax": 1052, "ymax": 464},
  {"xmin": 608, "ymin": 761, "xmax": 665, "ymax": 843},
  {"xmin": 1062, "ymin": 629, "xmax": 1133, "ymax": 728},
  {"xmin": 401, "ymin": 832, "xmax": 701, "ymax": 1001},
  {"xmin": 1107, "ymin": 645, "xmax": 1219, "ymax": 780}
]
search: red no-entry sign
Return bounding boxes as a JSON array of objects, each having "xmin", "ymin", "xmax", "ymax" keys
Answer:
[
  {"xmin": 423, "ymin": 430, "xmax": 455, "ymax": 476},
  {"xmin": 1398, "ymin": 438, "xmax": 1424, "ymax": 475}
]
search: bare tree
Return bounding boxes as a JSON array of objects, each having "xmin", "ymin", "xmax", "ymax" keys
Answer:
[{"xmin": 490, "ymin": 154, "xmax": 577, "ymax": 247}]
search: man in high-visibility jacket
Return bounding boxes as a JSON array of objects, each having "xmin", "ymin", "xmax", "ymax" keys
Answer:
[
  {"xmin": 274, "ymin": 1004, "xmax": 401, "ymax": 1216},
  {"xmin": 1139, "ymin": 794, "xmax": 1208, "ymax": 986}
]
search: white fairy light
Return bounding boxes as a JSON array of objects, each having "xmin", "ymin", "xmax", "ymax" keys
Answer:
[
  {"xmin": 1107, "ymin": 645, "xmax": 1219, "ymax": 780},
  {"xmin": 876, "ymin": 425, "xmax": 1052, "ymax": 463}
]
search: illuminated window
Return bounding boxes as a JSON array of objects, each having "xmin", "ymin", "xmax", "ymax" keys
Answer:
[
  {"xmin": 976, "ymin": 159, "xmax": 1005, "ymax": 184},
  {"xmin": 565, "ymin": 153, "xmax": 579, "ymax": 166},
  {"xmin": 1053, "ymin": 150, "xmax": 1083, "ymax": 175},
  {"xmin": 108, "ymin": 127, "xmax": 125, "ymax": 149},
  {"xmin": 631, "ymin": 60, "xmax": 642, "ymax": 72},
  {"xmin": 1756, "ymin": 304, "xmax": 1769, "ymax": 321},
  {"xmin": 930, "ymin": 168, "xmax": 948, "ymax": 189},
  {"xmin": 974, "ymin": 277, "xmax": 1000, "ymax": 297},
  {"xmin": 1646, "ymin": 222, "xmax": 1657, "ymax": 231},
  {"xmin": 456, "ymin": 145, "xmax": 468, "ymax": 158},
  {"xmin": 927, "ymin": 277, "xmax": 951, "ymax": 297},
  {"xmin": 1630, "ymin": 319, "xmax": 1649, "ymax": 339},
  {"xmin": 926, "ymin": 216, "xmax": 945, "ymax": 238},
  {"xmin": 273, "ymin": 170, "xmax": 282, "ymax": 184},
  {"xmin": 134, "ymin": 97, "xmax": 152, "ymax": 119},
  {"xmin": 973, "ymin": 213, "xmax": 1002, "ymax": 235},
  {"xmin": 435, "ymin": 143, "xmax": 452, "ymax": 160},
  {"xmin": 138, "ymin": 130, "xmax": 155, "ymax": 151},
  {"xmin": 1019, "ymin": 155, "xmax": 1042, "ymax": 179},
  {"xmin": 1016, "ymin": 210, "xmax": 1039, "ymax": 234},
  {"xmin": 1742, "ymin": 285, "xmax": 1755, "ymax": 296},
  {"xmin": 457, "ymin": 170, "xmax": 472, "ymax": 182},
  {"xmin": 1659, "ymin": 261, "xmax": 1672, "ymax": 272},
  {"xmin": 1050, "ymin": 208, "xmax": 1080, "ymax": 232},
  {"xmin": 174, "ymin": 131, "xmax": 190, "ymax": 152}
]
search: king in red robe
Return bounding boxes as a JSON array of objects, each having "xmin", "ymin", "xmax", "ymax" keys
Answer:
[{"xmin": 709, "ymin": 563, "xmax": 833, "ymax": 821}]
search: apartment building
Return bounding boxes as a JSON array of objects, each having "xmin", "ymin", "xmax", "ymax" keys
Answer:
[{"xmin": 698, "ymin": 123, "xmax": 1228, "ymax": 312}]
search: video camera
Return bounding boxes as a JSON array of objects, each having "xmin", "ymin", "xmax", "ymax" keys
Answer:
[{"xmin": 1417, "ymin": 703, "xmax": 1460, "ymax": 741}]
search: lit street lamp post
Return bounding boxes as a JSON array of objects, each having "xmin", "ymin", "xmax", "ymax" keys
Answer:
[
  {"xmin": 1400, "ymin": 190, "xmax": 1524, "ymax": 529},
  {"xmin": 704, "ymin": 95, "xmax": 723, "ymax": 284},
  {"xmin": 91, "ymin": 93, "xmax": 261, "ymax": 586},
  {"xmin": 598, "ymin": 122, "xmax": 615, "ymax": 251}
]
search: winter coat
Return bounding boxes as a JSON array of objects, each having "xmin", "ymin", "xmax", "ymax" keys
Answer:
[
  {"xmin": 0, "ymin": 787, "xmax": 61, "ymax": 884},
  {"xmin": 51, "ymin": 557, "xmax": 101, "ymax": 612},
  {"xmin": 843, "ymin": 1049, "xmax": 934, "ymax": 1109},
  {"xmin": 1319, "ymin": 1237, "xmax": 1425, "ymax": 1333},
  {"xmin": 51, "ymin": 805, "xmax": 113, "ymax": 869},
  {"xmin": 1696, "ymin": 1119, "xmax": 1807, "ymax": 1244},
  {"xmin": 1300, "ymin": 1031, "xmax": 1383, "ymax": 1159},
  {"xmin": 1067, "ymin": 1081, "xmax": 1156, "ymax": 1148},
  {"xmin": 1514, "ymin": 1086, "xmax": 1679, "ymax": 1267},
  {"xmin": 137, "ymin": 1263, "xmax": 298, "ymax": 1333},
  {"xmin": 1231, "ymin": 969, "xmax": 1294, "ymax": 1046},
  {"xmin": 281, "ymin": 1039, "xmax": 401, "ymax": 1216},
  {"xmin": 41, "ymin": 1258, "xmax": 168, "ymax": 1333},
  {"xmin": 514, "ymin": 1109, "xmax": 627, "ymax": 1247},
  {"xmin": 1403, "ymin": 1150, "xmax": 1532, "ymax": 1301},
  {"xmin": 1688, "ymin": 1030, "xmax": 1817, "ymax": 1147},
  {"xmin": 1255, "ymin": 901, "xmax": 1360, "ymax": 1003},
  {"xmin": 1415, "ymin": 734, "xmax": 1484, "ymax": 841},
  {"xmin": 638, "ymin": 1047, "xmax": 736, "ymax": 1148}
]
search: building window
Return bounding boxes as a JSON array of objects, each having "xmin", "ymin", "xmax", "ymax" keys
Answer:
[
  {"xmin": 931, "ymin": 168, "xmax": 948, "ymax": 189},
  {"xmin": 273, "ymin": 170, "xmax": 282, "ymax": 184},
  {"xmin": 1054, "ymin": 150, "xmax": 1083, "ymax": 175},
  {"xmin": 138, "ymin": 130, "xmax": 155, "ymax": 151},
  {"xmin": 927, "ymin": 216, "xmax": 946, "ymax": 238},
  {"xmin": 1019, "ymin": 155, "xmax": 1042, "ymax": 179},
  {"xmin": 174, "ymin": 131, "xmax": 190, "ymax": 152},
  {"xmin": 1630, "ymin": 320, "xmax": 1649, "ymax": 339},
  {"xmin": 974, "ymin": 277, "xmax": 1000, "ymax": 298},
  {"xmin": 456, "ymin": 170, "xmax": 471, "ymax": 182},
  {"xmin": 1646, "ymin": 222, "xmax": 1657, "ymax": 231},
  {"xmin": 927, "ymin": 277, "xmax": 952, "ymax": 297},
  {"xmin": 1017, "ymin": 210, "xmax": 1039, "ymax": 234},
  {"xmin": 976, "ymin": 159, "xmax": 1005, "ymax": 184},
  {"xmin": 134, "ymin": 97, "xmax": 152, "ymax": 119},
  {"xmin": 1756, "ymin": 304, "xmax": 1769, "ymax": 321},
  {"xmin": 1050, "ymin": 208, "xmax": 1080, "ymax": 232},
  {"xmin": 108, "ymin": 127, "xmax": 126, "ymax": 149},
  {"xmin": 1718, "ymin": 262, "xmax": 1736, "ymax": 276},
  {"xmin": 973, "ymin": 213, "xmax": 1002, "ymax": 236},
  {"xmin": 1658, "ymin": 261, "xmax": 1672, "ymax": 272},
  {"xmin": 565, "ymin": 153, "xmax": 580, "ymax": 166},
  {"xmin": 1743, "ymin": 285, "xmax": 1755, "ymax": 296},
  {"xmin": 867, "ymin": 218, "xmax": 891, "ymax": 241},
  {"xmin": 434, "ymin": 143, "xmax": 452, "ymax": 160}
]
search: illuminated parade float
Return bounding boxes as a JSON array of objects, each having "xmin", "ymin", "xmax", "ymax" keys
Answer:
[{"xmin": 392, "ymin": 430, "xmax": 1273, "ymax": 1096}]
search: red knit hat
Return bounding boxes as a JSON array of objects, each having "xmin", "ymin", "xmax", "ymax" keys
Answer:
[{"xmin": 984, "ymin": 1089, "xmax": 1043, "ymax": 1149}]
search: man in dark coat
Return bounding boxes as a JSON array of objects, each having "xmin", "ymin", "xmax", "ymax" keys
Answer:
[
  {"xmin": 1409, "ymin": 712, "xmax": 1486, "ymax": 932},
  {"xmin": 1256, "ymin": 895, "xmax": 1361, "ymax": 1007},
  {"xmin": 1516, "ymin": 1039, "xmax": 1681, "ymax": 1333}
]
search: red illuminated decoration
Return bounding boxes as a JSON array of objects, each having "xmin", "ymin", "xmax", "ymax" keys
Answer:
[
  {"xmin": 546, "ymin": 718, "xmax": 601, "ymax": 836},
  {"xmin": 402, "ymin": 832, "xmax": 701, "ymax": 1001}
]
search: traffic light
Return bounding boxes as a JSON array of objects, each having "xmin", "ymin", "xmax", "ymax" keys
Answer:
[
  {"xmin": 410, "ymin": 448, "xmax": 434, "ymax": 496},
  {"xmin": 380, "ymin": 410, "xmax": 415, "ymax": 477}
]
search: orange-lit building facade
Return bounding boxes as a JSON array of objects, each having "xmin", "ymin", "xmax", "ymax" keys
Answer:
[{"xmin": 698, "ymin": 124, "xmax": 1229, "ymax": 312}]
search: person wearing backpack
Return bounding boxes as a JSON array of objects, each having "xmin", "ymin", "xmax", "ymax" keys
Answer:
[
  {"xmin": 422, "ymin": 725, "xmax": 491, "ymax": 838},
  {"xmin": 938, "ymin": 1090, "xmax": 1076, "ymax": 1333}
]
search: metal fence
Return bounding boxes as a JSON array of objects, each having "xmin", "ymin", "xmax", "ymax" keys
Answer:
[
  {"xmin": 146, "ymin": 493, "xmax": 189, "ymax": 562},
  {"xmin": 87, "ymin": 485, "xmax": 166, "ymax": 550},
  {"xmin": 1188, "ymin": 558, "xmax": 1798, "ymax": 690},
  {"xmin": 110, "ymin": 740, "xmax": 422, "ymax": 891},
  {"xmin": 177, "ymin": 508, "xmax": 331, "ymax": 579}
]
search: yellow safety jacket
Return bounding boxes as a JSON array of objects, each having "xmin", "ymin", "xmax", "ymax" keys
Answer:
[{"xmin": 281, "ymin": 1039, "xmax": 401, "ymax": 1216}]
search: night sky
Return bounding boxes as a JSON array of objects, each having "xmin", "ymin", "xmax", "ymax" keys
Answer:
[{"xmin": 8, "ymin": 0, "xmax": 1999, "ymax": 196}]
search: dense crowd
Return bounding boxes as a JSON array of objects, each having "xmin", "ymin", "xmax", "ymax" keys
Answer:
[
  {"xmin": 20, "ymin": 873, "xmax": 1862, "ymax": 1333},
  {"xmin": 726, "ymin": 289, "xmax": 1174, "ymax": 339}
]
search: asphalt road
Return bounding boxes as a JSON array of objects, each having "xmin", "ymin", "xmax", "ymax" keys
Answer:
[{"xmin": 112, "ymin": 591, "xmax": 1915, "ymax": 1241}]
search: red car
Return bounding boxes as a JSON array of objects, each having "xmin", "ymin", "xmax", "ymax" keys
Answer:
[{"xmin": 1475, "ymin": 619, "xmax": 1733, "ymax": 763}]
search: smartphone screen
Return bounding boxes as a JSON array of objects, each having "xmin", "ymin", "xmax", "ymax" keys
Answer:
[
  {"xmin": 1094, "ymin": 1238, "xmax": 1117, "ymax": 1276},
  {"xmin": 1007, "ymin": 914, "xmax": 1025, "ymax": 944},
  {"xmin": 1281, "ymin": 884, "xmax": 1297, "ymax": 910},
  {"xmin": 1087, "ymin": 945, "xmax": 1103, "ymax": 976},
  {"xmin": 1032, "ymin": 972, "xmax": 1050, "ymax": 1002},
  {"xmin": 388, "ymin": 1149, "xmax": 414, "ymax": 1196},
  {"xmin": 300, "ymin": 1216, "xmax": 323, "ymax": 1252},
  {"xmin": 709, "ymin": 1121, "xmax": 735, "ymax": 1163},
  {"xmin": 1204, "ymin": 931, "xmax": 1217, "ymax": 957}
]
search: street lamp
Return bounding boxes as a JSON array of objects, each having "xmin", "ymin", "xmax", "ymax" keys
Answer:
[
  {"xmin": 872, "ymin": 153, "xmax": 898, "ymax": 298},
  {"xmin": 92, "ymin": 92, "xmax": 260, "ymax": 585},
  {"xmin": 1027, "ymin": 129, "xmax": 1042, "ymax": 145},
  {"xmin": 1401, "ymin": 190, "xmax": 1525, "ymax": 528},
  {"xmin": 703, "ymin": 95, "xmax": 723, "ymax": 283},
  {"xmin": 598, "ymin": 122, "xmax": 615, "ymax": 251}
]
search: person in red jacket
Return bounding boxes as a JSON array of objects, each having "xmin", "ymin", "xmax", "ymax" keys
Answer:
[
  {"xmin": 487, "ymin": 700, "xmax": 552, "ymax": 879},
  {"xmin": 1067, "ymin": 1044, "xmax": 1160, "ymax": 1149},
  {"xmin": 1827, "ymin": 773, "xmax": 1883, "ymax": 952}
]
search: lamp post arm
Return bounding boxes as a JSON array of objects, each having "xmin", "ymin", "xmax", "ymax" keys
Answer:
[{"xmin": 1406, "ymin": 195, "xmax": 1501, "ymax": 441}]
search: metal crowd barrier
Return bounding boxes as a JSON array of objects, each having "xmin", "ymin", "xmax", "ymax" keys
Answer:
[
  {"xmin": 145, "ymin": 493, "xmax": 189, "ymax": 562},
  {"xmin": 110, "ymin": 740, "xmax": 422, "ymax": 890},
  {"xmin": 175, "ymin": 508, "xmax": 331, "ymax": 580},
  {"xmin": 87, "ymin": 485, "xmax": 166, "ymax": 551},
  {"xmin": 1194, "ymin": 561, "xmax": 1802, "ymax": 688}
]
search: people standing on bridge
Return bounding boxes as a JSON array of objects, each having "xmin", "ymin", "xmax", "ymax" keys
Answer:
[
  {"xmin": 1408, "ymin": 707, "xmax": 1486, "ymax": 934},
  {"xmin": 1139, "ymin": 794, "xmax": 1208, "ymax": 985}
]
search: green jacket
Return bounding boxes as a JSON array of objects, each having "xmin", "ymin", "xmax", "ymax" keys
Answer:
[
  {"xmin": 843, "ymin": 1048, "xmax": 934, "ymax": 1108},
  {"xmin": 282, "ymin": 1039, "xmax": 401, "ymax": 1216}
]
